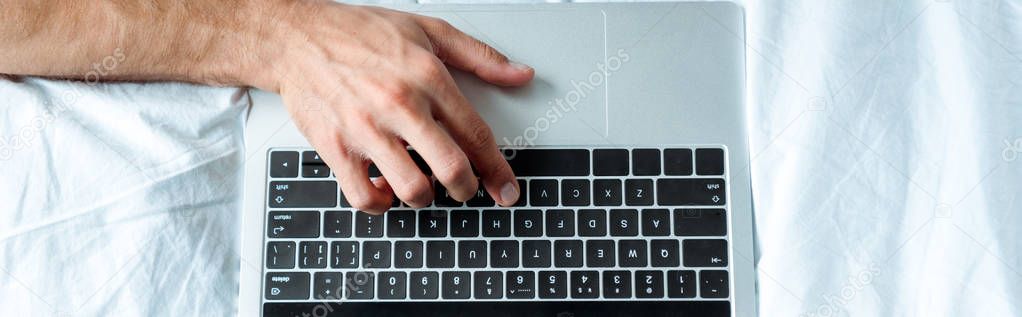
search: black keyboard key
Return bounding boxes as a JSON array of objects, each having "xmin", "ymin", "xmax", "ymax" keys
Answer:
[
  {"xmin": 593, "ymin": 149, "xmax": 629, "ymax": 176},
  {"xmin": 624, "ymin": 179, "xmax": 654, "ymax": 206},
  {"xmin": 560, "ymin": 179, "xmax": 590, "ymax": 206},
  {"xmin": 442, "ymin": 271, "xmax": 471, "ymax": 299},
  {"xmin": 512, "ymin": 179, "xmax": 528, "ymax": 207},
  {"xmin": 302, "ymin": 151, "xmax": 330, "ymax": 178},
  {"xmin": 407, "ymin": 149, "xmax": 432, "ymax": 176},
  {"xmin": 674, "ymin": 209, "xmax": 727, "ymax": 236},
  {"xmin": 631, "ymin": 149, "xmax": 661, "ymax": 176},
  {"xmin": 345, "ymin": 271, "xmax": 375, "ymax": 299},
  {"xmin": 683, "ymin": 239, "xmax": 728, "ymax": 267},
  {"xmin": 269, "ymin": 151, "xmax": 299, "ymax": 178},
  {"xmin": 269, "ymin": 181, "xmax": 337, "ymax": 208},
  {"xmin": 700, "ymin": 270, "xmax": 729, "ymax": 298},
  {"xmin": 664, "ymin": 148, "xmax": 693, "ymax": 176},
  {"xmin": 450, "ymin": 210, "xmax": 480, "ymax": 237},
  {"xmin": 418, "ymin": 210, "xmax": 448, "ymax": 237},
  {"xmin": 362, "ymin": 241, "xmax": 391, "ymax": 268},
  {"xmin": 577, "ymin": 209, "xmax": 607, "ymax": 236},
  {"xmin": 544, "ymin": 209, "xmax": 575, "ymax": 237},
  {"xmin": 585, "ymin": 239, "xmax": 615, "ymax": 268},
  {"xmin": 490, "ymin": 240, "xmax": 519, "ymax": 268},
  {"xmin": 570, "ymin": 271, "xmax": 599, "ymax": 298},
  {"xmin": 409, "ymin": 272, "xmax": 439, "ymax": 299},
  {"xmin": 268, "ymin": 210, "xmax": 320, "ymax": 238},
  {"xmin": 299, "ymin": 241, "xmax": 328, "ymax": 268},
  {"xmin": 386, "ymin": 210, "xmax": 415, "ymax": 238},
  {"xmin": 650, "ymin": 239, "xmax": 680, "ymax": 267},
  {"xmin": 553, "ymin": 240, "xmax": 583, "ymax": 268},
  {"xmin": 474, "ymin": 271, "xmax": 504, "ymax": 299},
  {"xmin": 522, "ymin": 240, "xmax": 551, "ymax": 268},
  {"xmin": 482, "ymin": 209, "xmax": 511, "ymax": 237},
  {"xmin": 394, "ymin": 241, "xmax": 423, "ymax": 268},
  {"xmin": 667, "ymin": 270, "xmax": 697, "ymax": 298},
  {"xmin": 313, "ymin": 272, "xmax": 343, "ymax": 299},
  {"xmin": 426, "ymin": 241, "xmax": 455, "ymax": 268},
  {"xmin": 368, "ymin": 163, "xmax": 383, "ymax": 178},
  {"xmin": 635, "ymin": 270, "xmax": 665, "ymax": 298},
  {"xmin": 538, "ymin": 271, "xmax": 568, "ymax": 299},
  {"xmin": 529, "ymin": 179, "xmax": 558, "ymax": 206},
  {"xmin": 266, "ymin": 241, "xmax": 296, "ymax": 269},
  {"xmin": 695, "ymin": 148, "xmax": 725, "ymax": 175},
  {"xmin": 265, "ymin": 272, "xmax": 309, "ymax": 300},
  {"xmin": 263, "ymin": 301, "xmax": 731, "ymax": 316},
  {"xmin": 330, "ymin": 241, "xmax": 358, "ymax": 268},
  {"xmin": 505, "ymin": 149, "xmax": 590, "ymax": 176},
  {"xmin": 457, "ymin": 240, "xmax": 487, "ymax": 268},
  {"xmin": 602, "ymin": 271, "xmax": 631, "ymax": 298},
  {"xmin": 641, "ymin": 209, "xmax": 671, "ymax": 236},
  {"xmin": 354, "ymin": 212, "xmax": 383, "ymax": 238},
  {"xmin": 514, "ymin": 209, "xmax": 543, "ymax": 237},
  {"xmin": 323, "ymin": 210, "xmax": 352, "ymax": 238},
  {"xmin": 339, "ymin": 189, "xmax": 352, "ymax": 208},
  {"xmin": 506, "ymin": 271, "xmax": 536, "ymax": 299},
  {"xmin": 434, "ymin": 182, "xmax": 463, "ymax": 207},
  {"xmin": 593, "ymin": 179, "xmax": 622, "ymax": 206},
  {"xmin": 467, "ymin": 182, "xmax": 495, "ymax": 207},
  {"xmin": 301, "ymin": 151, "xmax": 325, "ymax": 164},
  {"xmin": 618, "ymin": 240, "xmax": 648, "ymax": 267},
  {"xmin": 378, "ymin": 272, "xmax": 408, "ymax": 299},
  {"xmin": 302, "ymin": 165, "xmax": 330, "ymax": 178},
  {"xmin": 657, "ymin": 178, "xmax": 726, "ymax": 206},
  {"xmin": 609, "ymin": 209, "xmax": 639, "ymax": 236}
]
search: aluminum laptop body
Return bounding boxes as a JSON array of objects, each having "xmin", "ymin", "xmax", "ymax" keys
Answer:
[{"xmin": 240, "ymin": 2, "xmax": 753, "ymax": 316}]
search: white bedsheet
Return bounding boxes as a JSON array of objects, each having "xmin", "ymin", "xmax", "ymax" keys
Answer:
[{"xmin": 1, "ymin": 0, "xmax": 1020, "ymax": 316}]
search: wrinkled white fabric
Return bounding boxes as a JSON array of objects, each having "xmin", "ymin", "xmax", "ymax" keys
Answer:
[
  {"xmin": 2, "ymin": 0, "xmax": 1020, "ymax": 316},
  {"xmin": 0, "ymin": 79, "xmax": 247, "ymax": 316}
]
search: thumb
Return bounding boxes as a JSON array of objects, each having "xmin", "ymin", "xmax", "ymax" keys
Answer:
[{"xmin": 416, "ymin": 17, "xmax": 534, "ymax": 86}]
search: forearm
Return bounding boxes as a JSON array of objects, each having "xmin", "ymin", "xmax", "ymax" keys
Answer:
[{"xmin": 0, "ymin": 0, "xmax": 271, "ymax": 86}]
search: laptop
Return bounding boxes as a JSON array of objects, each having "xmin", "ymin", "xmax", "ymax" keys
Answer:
[{"xmin": 239, "ymin": 2, "xmax": 753, "ymax": 316}]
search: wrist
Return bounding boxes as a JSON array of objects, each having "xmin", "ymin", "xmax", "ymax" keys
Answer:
[{"xmin": 222, "ymin": 0, "xmax": 302, "ymax": 92}]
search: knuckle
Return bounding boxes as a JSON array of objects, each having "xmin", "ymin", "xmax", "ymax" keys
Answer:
[
  {"xmin": 377, "ymin": 81, "xmax": 419, "ymax": 110},
  {"xmin": 397, "ymin": 177, "xmax": 432, "ymax": 204},
  {"xmin": 435, "ymin": 155, "xmax": 473, "ymax": 184},
  {"xmin": 476, "ymin": 41, "xmax": 505, "ymax": 62},
  {"xmin": 415, "ymin": 56, "xmax": 447, "ymax": 81},
  {"xmin": 464, "ymin": 120, "xmax": 495, "ymax": 151}
]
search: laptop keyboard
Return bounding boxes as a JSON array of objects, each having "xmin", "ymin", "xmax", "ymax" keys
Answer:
[{"xmin": 263, "ymin": 147, "xmax": 731, "ymax": 304}]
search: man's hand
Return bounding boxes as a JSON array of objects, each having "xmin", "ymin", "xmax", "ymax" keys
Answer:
[{"xmin": 0, "ymin": 0, "xmax": 533, "ymax": 214}]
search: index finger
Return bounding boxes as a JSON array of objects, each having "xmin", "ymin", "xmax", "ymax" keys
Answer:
[{"xmin": 429, "ymin": 78, "xmax": 520, "ymax": 206}]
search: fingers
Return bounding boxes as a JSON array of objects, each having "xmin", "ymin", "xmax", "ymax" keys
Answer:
[
  {"xmin": 415, "ymin": 16, "xmax": 534, "ymax": 87},
  {"xmin": 426, "ymin": 74, "xmax": 521, "ymax": 206},
  {"xmin": 360, "ymin": 129, "xmax": 434, "ymax": 208},
  {"xmin": 332, "ymin": 149, "xmax": 394, "ymax": 215},
  {"xmin": 392, "ymin": 114, "xmax": 479, "ymax": 203}
]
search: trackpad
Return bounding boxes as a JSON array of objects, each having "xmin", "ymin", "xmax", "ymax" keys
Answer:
[{"xmin": 430, "ymin": 9, "xmax": 609, "ymax": 146}]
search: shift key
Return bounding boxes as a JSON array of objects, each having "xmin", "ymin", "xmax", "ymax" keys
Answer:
[
  {"xmin": 656, "ymin": 179, "xmax": 726, "ymax": 206},
  {"xmin": 269, "ymin": 181, "xmax": 337, "ymax": 208}
]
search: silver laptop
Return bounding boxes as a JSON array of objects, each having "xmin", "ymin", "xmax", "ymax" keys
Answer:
[{"xmin": 239, "ymin": 2, "xmax": 753, "ymax": 316}]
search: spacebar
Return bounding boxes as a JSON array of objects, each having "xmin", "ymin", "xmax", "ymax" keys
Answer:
[{"xmin": 263, "ymin": 301, "xmax": 730, "ymax": 317}]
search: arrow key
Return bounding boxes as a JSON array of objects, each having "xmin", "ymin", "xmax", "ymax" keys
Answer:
[{"xmin": 270, "ymin": 151, "xmax": 299, "ymax": 178}]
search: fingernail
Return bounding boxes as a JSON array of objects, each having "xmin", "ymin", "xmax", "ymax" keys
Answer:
[
  {"xmin": 509, "ymin": 61, "xmax": 532, "ymax": 72},
  {"xmin": 500, "ymin": 181, "xmax": 519, "ymax": 205}
]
